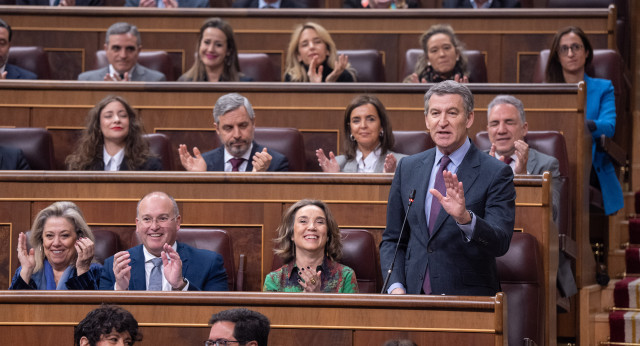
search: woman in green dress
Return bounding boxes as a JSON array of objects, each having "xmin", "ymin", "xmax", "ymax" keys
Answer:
[{"xmin": 263, "ymin": 199, "xmax": 358, "ymax": 293}]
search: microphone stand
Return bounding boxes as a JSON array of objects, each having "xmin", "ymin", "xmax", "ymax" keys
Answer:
[{"xmin": 381, "ymin": 189, "xmax": 416, "ymax": 294}]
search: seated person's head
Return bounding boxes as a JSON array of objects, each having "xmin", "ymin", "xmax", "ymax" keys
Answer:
[
  {"xmin": 274, "ymin": 199, "xmax": 342, "ymax": 264},
  {"xmin": 285, "ymin": 22, "xmax": 340, "ymax": 81},
  {"xmin": 74, "ymin": 304, "xmax": 142, "ymax": 346},
  {"xmin": 135, "ymin": 191, "xmax": 181, "ymax": 257},
  {"xmin": 546, "ymin": 26, "xmax": 593, "ymax": 83},
  {"xmin": 104, "ymin": 22, "xmax": 142, "ymax": 75},
  {"xmin": 207, "ymin": 308, "xmax": 270, "ymax": 346},
  {"xmin": 486, "ymin": 95, "xmax": 528, "ymax": 158},
  {"xmin": 342, "ymin": 94, "xmax": 395, "ymax": 159},
  {"xmin": 194, "ymin": 17, "xmax": 241, "ymax": 81},
  {"xmin": 0, "ymin": 18, "xmax": 12, "ymax": 69},
  {"xmin": 30, "ymin": 201, "xmax": 95, "ymax": 273},
  {"xmin": 418, "ymin": 24, "xmax": 467, "ymax": 79},
  {"xmin": 213, "ymin": 93, "xmax": 256, "ymax": 158}
]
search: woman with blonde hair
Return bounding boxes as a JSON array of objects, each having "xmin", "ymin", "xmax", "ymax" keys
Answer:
[
  {"xmin": 178, "ymin": 17, "xmax": 251, "ymax": 82},
  {"xmin": 284, "ymin": 22, "xmax": 356, "ymax": 83},
  {"xmin": 10, "ymin": 201, "xmax": 101, "ymax": 290},
  {"xmin": 404, "ymin": 24, "xmax": 469, "ymax": 83},
  {"xmin": 263, "ymin": 199, "xmax": 358, "ymax": 293},
  {"xmin": 66, "ymin": 95, "xmax": 162, "ymax": 171}
]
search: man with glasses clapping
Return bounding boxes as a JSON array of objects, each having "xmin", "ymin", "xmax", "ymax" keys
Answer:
[{"xmin": 99, "ymin": 191, "xmax": 228, "ymax": 291}]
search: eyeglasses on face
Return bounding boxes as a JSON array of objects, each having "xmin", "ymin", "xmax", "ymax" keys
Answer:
[
  {"xmin": 137, "ymin": 215, "xmax": 176, "ymax": 226},
  {"xmin": 204, "ymin": 340, "xmax": 243, "ymax": 346},
  {"xmin": 558, "ymin": 43, "xmax": 584, "ymax": 56}
]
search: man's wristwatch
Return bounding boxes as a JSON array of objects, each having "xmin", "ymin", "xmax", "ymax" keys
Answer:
[
  {"xmin": 460, "ymin": 210, "xmax": 473, "ymax": 225},
  {"xmin": 172, "ymin": 277, "xmax": 188, "ymax": 291}
]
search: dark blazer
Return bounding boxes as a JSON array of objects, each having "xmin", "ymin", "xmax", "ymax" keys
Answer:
[
  {"xmin": 342, "ymin": 0, "xmax": 419, "ymax": 8},
  {"xmin": 100, "ymin": 243, "xmax": 228, "ymax": 291},
  {"xmin": 17, "ymin": 0, "xmax": 102, "ymax": 5},
  {"xmin": 0, "ymin": 146, "xmax": 31, "ymax": 170},
  {"xmin": 443, "ymin": 0, "xmax": 520, "ymax": 7},
  {"xmin": 78, "ymin": 64, "xmax": 166, "ymax": 82},
  {"xmin": 201, "ymin": 141, "xmax": 289, "ymax": 172},
  {"xmin": 87, "ymin": 155, "xmax": 163, "ymax": 171},
  {"xmin": 232, "ymin": 0, "xmax": 307, "ymax": 7},
  {"xmin": 4, "ymin": 64, "xmax": 37, "ymax": 80},
  {"xmin": 380, "ymin": 140, "xmax": 515, "ymax": 296}
]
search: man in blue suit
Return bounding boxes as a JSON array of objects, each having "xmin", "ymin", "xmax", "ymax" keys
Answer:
[
  {"xmin": 178, "ymin": 93, "xmax": 289, "ymax": 172},
  {"xmin": 380, "ymin": 80, "xmax": 515, "ymax": 296},
  {"xmin": 0, "ymin": 18, "xmax": 37, "ymax": 80},
  {"xmin": 100, "ymin": 191, "xmax": 228, "ymax": 291}
]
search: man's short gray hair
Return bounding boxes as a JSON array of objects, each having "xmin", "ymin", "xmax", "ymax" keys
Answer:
[
  {"xmin": 136, "ymin": 191, "xmax": 179, "ymax": 218},
  {"xmin": 105, "ymin": 22, "xmax": 141, "ymax": 46},
  {"xmin": 424, "ymin": 80, "xmax": 474, "ymax": 117},
  {"xmin": 487, "ymin": 95, "xmax": 526, "ymax": 123},
  {"xmin": 213, "ymin": 93, "xmax": 256, "ymax": 124}
]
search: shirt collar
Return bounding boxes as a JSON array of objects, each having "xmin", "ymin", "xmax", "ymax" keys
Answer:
[
  {"xmin": 103, "ymin": 146, "xmax": 125, "ymax": 171},
  {"xmin": 435, "ymin": 137, "xmax": 471, "ymax": 168},
  {"xmin": 355, "ymin": 146, "xmax": 382, "ymax": 173},
  {"xmin": 284, "ymin": 257, "xmax": 331, "ymax": 280},
  {"xmin": 143, "ymin": 241, "xmax": 178, "ymax": 262},
  {"xmin": 108, "ymin": 64, "xmax": 135, "ymax": 80},
  {"xmin": 223, "ymin": 143, "xmax": 254, "ymax": 163}
]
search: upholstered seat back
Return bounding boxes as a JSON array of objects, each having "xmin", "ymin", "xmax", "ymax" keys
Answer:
[
  {"xmin": 497, "ymin": 232, "xmax": 544, "ymax": 346},
  {"xmin": 403, "ymin": 49, "xmax": 487, "ymax": 83},
  {"xmin": 392, "ymin": 131, "xmax": 435, "ymax": 155},
  {"xmin": 238, "ymin": 53, "xmax": 280, "ymax": 82},
  {"xmin": 0, "ymin": 127, "xmax": 56, "ymax": 170},
  {"xmin": 254, "ymin": 127, "xmax": 306, "ymax": 171},
  {"xmin": 95, "ymin": 50, "xmax": 176, "ymax": 81},
  {"xmin": 337, "ymin": 49, "xmax": 385, "ymax": 82},
  {"xmin": 271, "ymin": 229, "xmax": 381, "ymax": 293},
  {"xmin": 143, "ymin": 133, "xmax": 175, "ymax": 171},
  {"xmin": 8, "ymin": 46, "xmax": 51, "ymax": 79}
]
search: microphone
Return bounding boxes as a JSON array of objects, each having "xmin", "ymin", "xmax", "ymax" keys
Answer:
[{"xmin": 381, "ymin": 189, "xmax": 416, "ymax": 294}]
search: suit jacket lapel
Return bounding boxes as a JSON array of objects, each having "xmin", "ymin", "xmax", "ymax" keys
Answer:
[
  {"xmin": 526, "ymin": 148, "xmax": 538, "ymax": 173},
  {"xmin": 412, "ymin": 150, "xmax": 434, "ymax": 244},
  {"xmin": 245, "ymin": 142, "xmax": 261, "ymax": 172},
  {"xmin": 129, "ymin": 245, "xmax": 147, "ymax": 290},
  {"xmin": 177, "ymin": 242, "xmax": 189, "ymax": 276}
]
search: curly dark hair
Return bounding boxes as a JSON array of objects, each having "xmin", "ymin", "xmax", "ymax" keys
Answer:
[
  {"xmin": 342, "ymin": 94, "xmax": 395, "ymax": 161},
  {"xmin": 406, "ymin": 23, "xmax": 468, "ymax": 82},
  {"xmin": 273, "ymin": 199, "xmax": 342, "ymax": 264},
  {"xmin": 545, "ymin": 26, "xmax": 593, "ymax": 83},
  {"xmin": 66, "ymin": 95, "xmax": 153, "ymax": 170},
  {"xmin": 180, "ymin": 17, "xmax": 243, "ymax": 82},
  {"xmin": 74, "ymin": 304, "xmax": 142, "ymax": 346}
]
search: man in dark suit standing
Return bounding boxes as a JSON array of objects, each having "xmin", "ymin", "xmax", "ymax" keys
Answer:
[
  {"xmin": 78, "ymin": 22, "xmax": 166, "ymax": 82},
  {"xmin": 179, "ymin": 93, "xmax": 289, "ymax": 172},
  {"xmin": 380, "ymin": 80, "xmax": 515, "ymax": 296},
  {"xmin": 0, "ymin": 19, "xmax": 37, "ymax": 80},
  {"xmin": 100, "ymin": 191, "xmax": 228, "ymax": 291},
  {"xmin": 232, "ymin": 0, "xmax": 307, "ymax": 8},
  {"xmin": 0, "ymin": 146, "xmax": 31, "ymax": 170}
]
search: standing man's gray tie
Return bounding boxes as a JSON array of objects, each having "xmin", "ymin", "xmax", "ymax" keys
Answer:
[{"xmin": 148, "ymin": 257, "xmax": 163, "ymax": 290}]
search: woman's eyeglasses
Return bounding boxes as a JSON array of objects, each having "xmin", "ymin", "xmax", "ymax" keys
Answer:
[{"xmin": 558, "ymin": 43, "xmax": 584, "ymax": 56}]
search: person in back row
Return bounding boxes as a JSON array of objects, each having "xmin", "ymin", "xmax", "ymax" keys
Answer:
[
  {"xmin": 316, "ymin": 94, "xmax": 405, "ymax": 173},
  {"xmin": 233, "ymin": 0, "xmax": 307, "ymax": 8},
  {"xmin": 66, "ymin": 95, "xmax": 163, "ymax": 171},
  {"xmin": 404, "ymin": 24, "xmax": 469, "ymax": 84},
  {"xmin": 78, "ymin": 22, "xmax": 166, "ymax": 82},
  {"xmin": 100, "ymin": 191, "xmax": 228, "ymax": 291},
  {"xmin": 0, "ymin": 18, "xmax": 37, "ymax": 80},
  {"xmin": 283, "ymin": 22, "xmax": 356, "ymax": 83},
  {"xmin": 179, "ymin": 93, "xmax": 289, "ymax": 172},
  {"xmin": 178, "ymin": 18, "xmax": 252, "ymax": 82}
]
